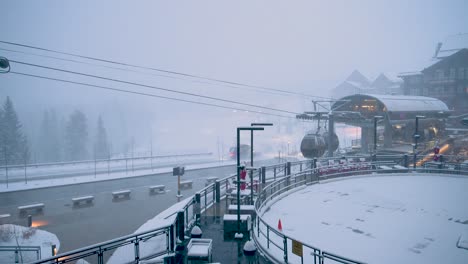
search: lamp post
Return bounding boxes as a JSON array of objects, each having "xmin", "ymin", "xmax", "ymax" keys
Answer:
[
  {"xmin": 250, "ymin": 123, "xmax": 273, "ymax": 204},
  {"xmin": 236, "ymin": 127, "xmax": 264, "ymax": 238},
  {"xmin": 413, "ymin": 115, "xmax": 425, "ymax": 169},
  {"xmin": 373, "ymin": 116, "xmax": 383, "ymax": 161}
]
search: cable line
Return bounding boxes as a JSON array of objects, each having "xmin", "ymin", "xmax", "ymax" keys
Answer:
[
  {"xmin": 0, "ymin": 47, "xmax": 285, "ymax": 97},
  {"xmin": 0, "ymin": 40, "xmax": 334, "ymax": 99},
  {"xmin": 10, "ymin": 71, "xmax": 296, "ymax": 119},
  {"xmin": 10, "ymin": 59, "xmax": 300, "ymax": 115}
]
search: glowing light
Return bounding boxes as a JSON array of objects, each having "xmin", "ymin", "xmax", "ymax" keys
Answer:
[
  {"xmin": 416, "ymin": 144, "xmax": 450, "ymax": 166},
  {"xmin": 31, "ymin": 220, "xmax": 48, "ymax": 228}
]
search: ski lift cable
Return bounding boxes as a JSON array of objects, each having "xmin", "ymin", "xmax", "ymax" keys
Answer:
[
  {"xmin": 9, "ymin": 59, "xmax": 301, "ymax": 115},
  {"xmin": 9, "ymin": 71, "xmax": 298, "ymax": 120},
  {"xmin": 0, "ymin": 47, "xmax": 289, "ymax": 97},
  {"xmin": 0, "ymin": 40, "xmax": 335, "ymax": 100}
]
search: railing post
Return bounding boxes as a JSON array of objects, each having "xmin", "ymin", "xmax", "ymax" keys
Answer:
[
  {"xmin": 170, "ymin": 224, "xmax": 175, "ymax": 251},
  {"xmin": 300, "ymin": 163, "xmax": 303, "ymax": 172},
  {"xmin": 403, "ymin": 154, "xmax": 408, "ymax": 168},
  {"xmin": 134, "ymin": 240, "xmax": 140, "ymax": 262},
  {"xmin": 204, "ymin": 190, "xmax": 207, "ymax": 209},
  {"xmin": 286, "ymin": 162, "xmax": 291, "ymax": 175},
  {"xmin": 185, "ymin": 207, "xmax": 189, "ymax": 227},
  {"xmin": 15, "ymin": 250, "xmax": 18, "ymax": 263},
  {"xmin": 177, "ymin": 210, "xmax": 185, "ymax": 242},
  {"xmin": 195, "ymin": 193, "xmax": 201, "ymax": 225},
  {"xmin": 215, "ymin": 180, "xmax": 221, "ymax": 203},
  {"xmin": 98, "ymin": 248, "xmax": 104, "ymax": 264},
  {"xmin": 283, "ymin": 235, "xmax": 288, "ymax": 263},
  {"xmin": 257, "ymin": 216, "xmax": 260, "ymax": 237},
  {"xmin": 274, "ymin": 167, "xmax": 277, "ymax": 180},
  {"xmin": 250, "ymin": 170, "xmax": 254, "ymax": 205},
  {"xmin": 261, "ymin": 166, "xmax": 266, "ymax": 184},
  {"xmin": 267, "ymin": 225, "xmax": 270, "ymax": 249}
]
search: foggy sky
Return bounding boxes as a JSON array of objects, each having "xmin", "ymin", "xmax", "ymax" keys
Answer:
[{"xmin": 1, "ymin": 0, "xmax": 467, "ymax": 156}]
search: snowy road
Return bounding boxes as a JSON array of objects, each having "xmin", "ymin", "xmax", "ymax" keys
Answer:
[
  {"xmin": 0, "ymin": 158, "xmax": 280, "ymax": 256},
  {"xmin": 0, "ymin": 165, "xmax": 235, "ymax": 254}
]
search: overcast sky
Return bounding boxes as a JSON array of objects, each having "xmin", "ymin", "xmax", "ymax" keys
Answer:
[{"xmin": 1, "ymin": 0, "xmax": 467, "ymax": 154}]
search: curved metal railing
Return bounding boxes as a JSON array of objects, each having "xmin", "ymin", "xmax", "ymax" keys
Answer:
[
  {"xmin": 253, "ymin": 159, "xmax": 468, "ymax": 264},
  {"xmin": 29, "ymin": 154, "xmax": 468, "ymax": 263}
]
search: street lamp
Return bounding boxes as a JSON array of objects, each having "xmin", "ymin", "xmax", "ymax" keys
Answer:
[
  {"xmin": 373, "ymin": 116, "xmax": 383, "ymax": 160},
  {"xmin": 249, "ymin": 123, "xmax": 273, "ymax": 204},
  {"xmin": 250, "ymin": 123, "xmax": 273, "ymax": 167},
  {"xmin": 236, "ymin": 126, "xmax": 265, "ymax": 238},
  {"xmin": 413, "ymin": 115, "xmax": 425, "ymax": 169}
]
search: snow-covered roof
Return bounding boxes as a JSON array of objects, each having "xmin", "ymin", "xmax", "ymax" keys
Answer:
[
  {"xmin": 436, "ymin": 33, "xmax": 468, "ymax": 58},
  {"xmin": 345, "ymin": 80, "xmax": 366, "ymax": 89},
  {"xmin": 398, "ymin": 71, "xmax": 422, "ymax": 77},
  {"xmin": 400, "ymin": 33, "xmax": 468, "ymax": 74},
  {"xmin": 360, "ymin": 93, "xmax": 449, "ymax": 112},
  {"xmin": 335, "ymin": 93, "xmax": 449, "ymax": 113}
]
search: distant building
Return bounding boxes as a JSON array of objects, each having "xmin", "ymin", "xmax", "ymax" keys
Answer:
[
  {"xmin": 399, "ymin": 34, "xmax": 468, "ymax": 114},
  {"xmin": 332, "ymin": 70, "xmax": 402, "ymax": 99}
]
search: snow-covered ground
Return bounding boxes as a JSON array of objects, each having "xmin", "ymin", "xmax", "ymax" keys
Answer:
[
  {"xmin": 260, "ymin": 174, "xmax": 468, "ymax": 264},
  {"xmin": 0, "ymin": 224, "xmax": 60, "ymax": 263},
  {"xmin": 0, "ymin": 159, "xmax": 236, "ymax": 193}
]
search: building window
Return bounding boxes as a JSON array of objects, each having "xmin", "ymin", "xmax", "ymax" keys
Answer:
[
  {"xmin": 435, "ymin": 69, "xmax": 444, "ymax": 80},
  {"xmin": 459, "ymin": 68, "xmax": 465, "ymax": 79},
  {"xmin": 450, "ymin": 68, "xmax": 456, "ymax": 79}
]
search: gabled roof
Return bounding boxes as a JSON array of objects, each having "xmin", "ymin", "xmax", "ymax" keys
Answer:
[{"xmin": 346, "ymin": 70, "xmax": 370, "ymax": 86}]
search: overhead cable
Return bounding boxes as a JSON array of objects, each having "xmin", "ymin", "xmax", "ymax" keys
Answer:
[{"xmin": 10, "ymin": 59, "xmax": 300, "ymax": 115}]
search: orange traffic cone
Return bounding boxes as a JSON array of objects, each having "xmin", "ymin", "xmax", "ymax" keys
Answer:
[{"xmin": 278, "ymin": 219, "xmax": 283, "ymax": 232}]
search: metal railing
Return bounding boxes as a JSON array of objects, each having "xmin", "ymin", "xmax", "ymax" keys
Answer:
[
  {"xmin": 32, "ymin": 223, "xmax": 176, "ymax": 264},
  {"xmin": 27, "ymin": 153, "xmax": 468, "ymax": 263},
  {"xmin": 253, "ymin": 158, "xmax": 468, "ymax": 264},
  {"xmin": 0, "ymin": 246, "xmax": 41, "ymax": 263}
]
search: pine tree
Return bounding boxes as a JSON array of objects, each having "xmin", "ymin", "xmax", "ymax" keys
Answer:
[
  {"xmin": 38, "ymin": 110, "xmax": 50, "ymax": 162},
  {"xmin": 94, "ymin": 116, "xmax": 109, "ymax": 159},
  {"xmin": 48, "ymin": 110, "xmax": 60, "ymax": 161},
  {"xmin": 39, "ymin": 109, "xmax": 61, "ymax": 162},
  {"xmin": 1, "ymin": 96, "xmax": 29, "ymax": 165},
  {"xmin": 64, "ymin": 110, "xmax": 88, "ymax": 161}
]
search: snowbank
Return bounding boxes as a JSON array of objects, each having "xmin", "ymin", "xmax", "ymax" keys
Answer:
[{"xmin": 0, "ymin": 224, "xmax": 60, "ymax": 263}]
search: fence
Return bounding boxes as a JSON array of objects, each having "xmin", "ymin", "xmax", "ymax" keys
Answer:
[
  {"xmin": 0, "ymin": 246, "xmax": 41, "ymax": 263},
  {"xmin": 253, "ymin": 158, "xmax": 468, "ymax": 264},
  {"xmin": 0, "ymin": 152, "xmax": 213, "ymax": 187},
  {"xmin": 28, "ymin": 153, "xmax": 468, "ymax": 263}
]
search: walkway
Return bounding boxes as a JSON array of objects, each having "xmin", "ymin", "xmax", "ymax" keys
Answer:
[{"xmin": 197, "ymin": 199, "xmax": 270, "ymax": 263}]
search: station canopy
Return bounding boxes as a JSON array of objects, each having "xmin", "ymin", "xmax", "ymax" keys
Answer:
[{"xmin": 328, "ymin": 94, "xmax": 450, "ymax": 124}]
